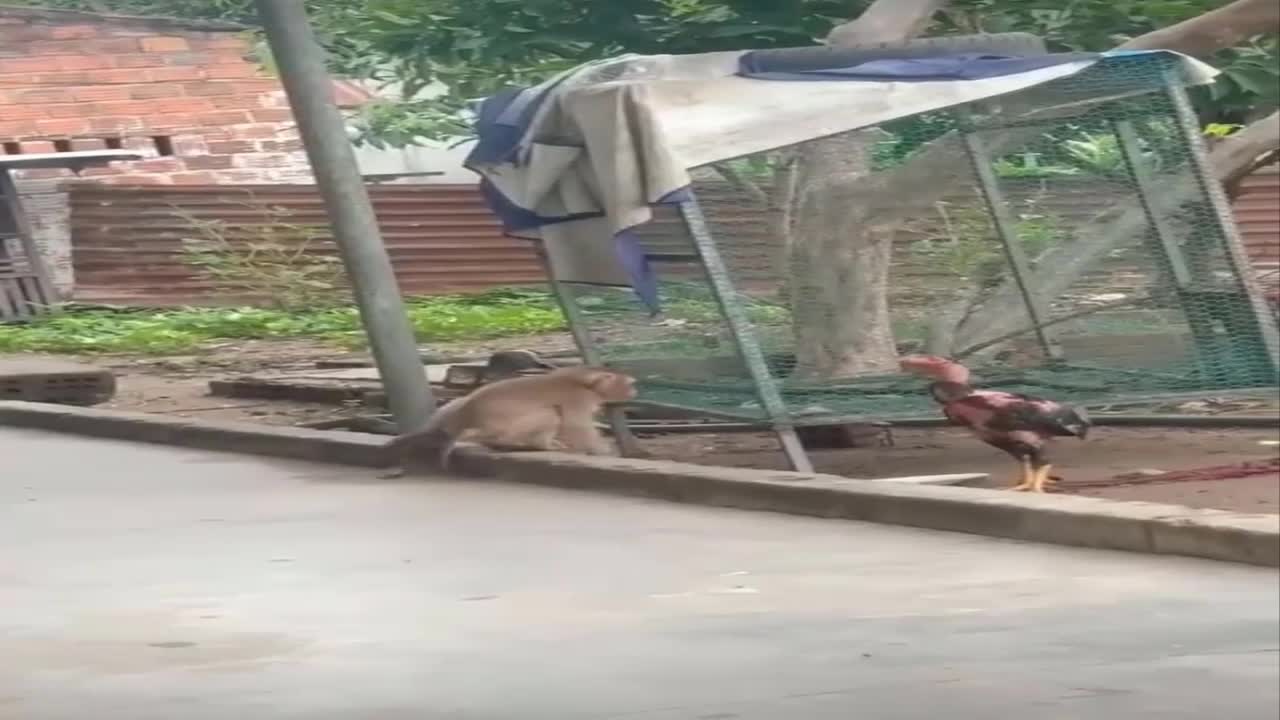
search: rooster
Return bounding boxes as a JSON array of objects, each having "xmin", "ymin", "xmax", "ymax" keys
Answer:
[{"xmin": 899, "ymin": 355, "xmax": 1090, "ymax": 493}]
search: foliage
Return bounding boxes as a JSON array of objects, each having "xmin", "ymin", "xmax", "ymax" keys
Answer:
[
  {"xmin": 872, "ymin": 112, "xmax": 960, "ymax": 170},
  {"xmin": 940, "ymin": 1, "xmax": 1279, "ymax": 125},
  {"xmin": 346, "ymin": 0, "xmax": 871, "ymax": 144},
  {"xmin": 0, "ymin": 290, "xmax": 567, "ymax": 354},
  {"xmin": 178, "ymin": 206, "xmax": 349, "ymax": 312},
  {"xmin": 0, "ymin": 282, "xmax": 780, "ymax": 354},
  {"xmin": 7, "ymin": 0, "xmax": 387, "ymax": 79},
  {"xmin": 991, "ymin": 119, "xmax": 1212, "ymax": 178},
  {"xmin": 911, "ymin": 196, "xmax": 1068, "ymax": 286},
  {"xmin": 992, "ymin": 155, "xmax": 1081, "ymax": 178},
  {"xmin": 1202, "ymin": 121, "xmax": 1244, "ymax": 139},
  {"xmin": 575, "ymin": 280, "xmax": 790, "ymax": 325},
  {"xmin": 347, "ymin": 0, "xmax": 1278, "ymax": 144},
  {"xmin": 940, "ymin": 0, "xmax": 1226, "ymax": 51},
  {"xmin": 1197, "ymin": 37, "xmax": 1280, "ymax": 123},
  {"xmin": 8, "ymin": 0, "xmax": 255, "ymax": 19}
]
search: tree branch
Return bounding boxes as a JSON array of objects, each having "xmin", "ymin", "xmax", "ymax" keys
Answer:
[
  {"xmin": 1116, "ymin": 0, "xmax": 1280, "ymax": 57},
  {"xmin": 826, "ymin": 0, "xmax": 951, "ymax": 46},
  {"xmin": 1225, "ymin": 149, "xmax": 1279, "ymax": 200},
  {"xmin": 771, "ymin": 154, "xmax": 799, "ymax": 236},
  {"xmin": 1211, "ymin": 110, "xmax": 1280, "ymax": 194}
]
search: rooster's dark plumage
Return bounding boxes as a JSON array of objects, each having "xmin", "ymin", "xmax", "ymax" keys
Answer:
[{"xmin": 900, "ymin": 355, "xmax": 1090, "ymax": 492}]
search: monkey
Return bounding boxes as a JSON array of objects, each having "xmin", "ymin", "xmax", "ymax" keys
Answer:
[
  {"xmin": 380, "ymin": 365, "xmax": 638, "ymax": 477},
  {"xmin": 480, "ymin": 349, "xmax": 556, "ymax": 383},
  {"xmin": 444, "ymin": 349, "xmax": 556, "ymax": 391}
]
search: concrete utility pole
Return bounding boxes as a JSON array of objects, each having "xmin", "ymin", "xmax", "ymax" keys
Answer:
[{"xmin": 254, "ymin": 0, "xmax": 434, "ymax": 431}]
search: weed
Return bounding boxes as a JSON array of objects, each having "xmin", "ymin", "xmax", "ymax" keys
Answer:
[
  {"xmin": 0, "ymin": 289, "xmax": 566, "ymax": 355},
  {"xmin": 177, "ymin": 204, "xmax": 349, "ymax": 312}
]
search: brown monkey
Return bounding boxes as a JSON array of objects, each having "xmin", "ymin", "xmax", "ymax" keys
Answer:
[
  {"xmin": 381, "ymin": 366, "xmax": 637, "ymax": 477},
  {"xmin": 479, "ymin": 349, "xmax": 556, "ymax": 382}
]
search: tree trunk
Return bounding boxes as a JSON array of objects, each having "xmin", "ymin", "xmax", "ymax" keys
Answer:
[
  {"xmin": 790, "ymin": 132, "xmax": 899, "ymax": 376},
  {"xmin": 785, "ymin": 0, "xmax": 950, "ymax": 377},
  {"xmin": 826, "ymin": 0, "xmax": 952, "ymax": 46}
]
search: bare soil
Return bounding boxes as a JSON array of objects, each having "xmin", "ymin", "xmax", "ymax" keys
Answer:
[
  {"xmin": 4, "ymin": 337, "xmax": 1276, "ymax": 515},
  {"xmin": 633, "ymin": 427, "xmax": 1280, "ymax": 514}
]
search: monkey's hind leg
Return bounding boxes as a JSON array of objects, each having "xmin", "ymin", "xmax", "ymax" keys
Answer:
[
  {"xmin": 480, "ymin": 429, "xmax": 565, "ymax": 453},
  {"xmin": 558, "ymin": 417, "xmax": 612, "ymax": 456},
  {"xmin": 471, "ymin": 419, "xmax": 565, "ymax": 455}
]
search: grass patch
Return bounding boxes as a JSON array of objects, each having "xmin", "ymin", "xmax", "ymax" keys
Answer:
[{"xmin": 0, "ymin": 289, "xmax": 567, "ymax": 355}]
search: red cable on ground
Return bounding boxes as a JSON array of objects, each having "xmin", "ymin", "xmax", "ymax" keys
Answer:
[{"xmin": 1060, "ymin": 457, "xmax": 1280, "ymax": 490}]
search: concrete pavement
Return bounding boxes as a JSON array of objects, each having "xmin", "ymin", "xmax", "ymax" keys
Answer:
[{"xmin": 2, "ymin": 427, "xmax": 1277, "ymax": 719}]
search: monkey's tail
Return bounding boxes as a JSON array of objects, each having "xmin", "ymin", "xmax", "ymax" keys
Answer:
[
  {"xmin": 435, "ymin": 435, "xmax": 458, "ymax": 470},
  {"xmin": 383, "ymin": 413, "xmax": 456, "ymax": 471}
]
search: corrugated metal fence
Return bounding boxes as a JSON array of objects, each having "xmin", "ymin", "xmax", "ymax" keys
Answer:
[
  {"xmin": 1235, "ymin": 168, "xmax": 1279, "ymax": 289},
  {"xmin": 69, "ymin": 170, "xmax": 1279, "ymax": 306},
  {"xmin": 70, "ymin": 184, "xmax": 543, "ymax": 305}
]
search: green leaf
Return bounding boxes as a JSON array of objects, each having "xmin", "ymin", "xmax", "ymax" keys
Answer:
[{"xmin": 372, "ymin": 10, "xmax": 418, "ymax": 27}]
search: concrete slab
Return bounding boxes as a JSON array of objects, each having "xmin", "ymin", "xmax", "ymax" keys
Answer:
[
  {"xmin": 859, "ymin": 472, "xmax": 988, "ymax": 485},
  {"xmin": 0, "ymin": 358, "xmax": 115, "ymax": 406},
  {"xmin": 277, "ymin": 365, "xmax": 452, "ymax": 384},
  {"xmin": 207, "ymin": 366, "xmax": 448, "ymax": 405},
  {"xmin": 2, "ymin": 427, "xmax": 1277, "ymax": 720}
]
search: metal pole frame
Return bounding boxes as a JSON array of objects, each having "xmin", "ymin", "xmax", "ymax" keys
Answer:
[
  {"xmin": 1111, "ymin": 118, "xmax": 1194, "ymax": 288},
  {"xmin": 1110, "ymin": 116, "xmax": 1222, "ymax": 380},
  {"xmin": 1162, "ymin": 71, "xmax": 1280, "ymax": 375},
  {"xmin": 678, "ymin": 196, "xmax": 814, "ymax": 473},
  {"xmin": 536, "ymin": 243, "xmax": 643, "ymax": 457},
  {"xmin": 962, "ymin": 131, "xmax": 1063, "ymax": 361},
  {"xmin": 255, "ymin": 0, "xmax": 434, "ymax": 432}
]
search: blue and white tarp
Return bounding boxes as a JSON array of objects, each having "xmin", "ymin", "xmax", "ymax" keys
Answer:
[{"xmin": 464, "ymin": 48, "xmax": 1218, "ymax": 311}]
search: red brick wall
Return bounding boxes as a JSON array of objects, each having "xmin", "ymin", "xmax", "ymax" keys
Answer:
[
  {"xmin": 0, "ymin": 13, "xmax": 310, "ymax": 186},
  {"xmin": 0, "ymin": 9, "xmax": 314, "ymax": 291}
]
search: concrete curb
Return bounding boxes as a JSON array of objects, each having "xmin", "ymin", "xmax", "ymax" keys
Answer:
[
  {"xmin": 0, "ymin": 400, "xmax": 388, "ymax": 467},
  {"xmin": 3, "ymin": 400, "xmax": 1277, "ymax": 567}
]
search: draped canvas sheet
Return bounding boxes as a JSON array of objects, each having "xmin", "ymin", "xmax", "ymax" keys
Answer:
[{"xmin": 464, "ymin": 49, "xmax": 1218, "ymax": 307}]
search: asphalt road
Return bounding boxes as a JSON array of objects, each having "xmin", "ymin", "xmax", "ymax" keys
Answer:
[{"xmin": 2, "ymin": 427, "xmax": 1277, "ymax": 720}]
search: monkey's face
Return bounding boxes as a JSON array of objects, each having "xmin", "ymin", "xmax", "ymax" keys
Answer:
[{"xmin": 589, "ymin": 371, "xmax": 638, "ymax": 402}]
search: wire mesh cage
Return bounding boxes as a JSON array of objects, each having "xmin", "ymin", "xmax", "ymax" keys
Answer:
[{"xmin": 552, "ymin": 51, "xmax": 1279, "ymax": 431}]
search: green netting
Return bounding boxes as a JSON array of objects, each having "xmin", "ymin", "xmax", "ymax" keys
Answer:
[{"xmin": 556, "ymin": 53, "xmax": 1279, "ymax": 425}]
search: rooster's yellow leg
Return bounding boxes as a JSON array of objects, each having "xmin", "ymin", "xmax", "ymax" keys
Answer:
[
  {"xmin": 1030, "ymin": 464, "xmax": 1055, "ymax": 493},
  {"xmin": 1008, "ymin": 457, "xmax": 1035, "ymax": 491}
]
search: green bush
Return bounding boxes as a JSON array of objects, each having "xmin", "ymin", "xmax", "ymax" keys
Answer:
[{"xmin": 0, "ymin": 289, "xmax": 566, "ymax": 355}]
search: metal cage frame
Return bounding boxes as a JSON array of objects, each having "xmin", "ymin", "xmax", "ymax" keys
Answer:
[{"xmin": 540, "ymin": 42, "xmax": 1279, "ymax": 473}]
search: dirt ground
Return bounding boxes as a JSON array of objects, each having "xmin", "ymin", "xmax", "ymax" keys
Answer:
[
  {"xmin": 4, "ymin": 338, "xmax": 1277, "ymax": 515},
  {"xmin": 634, "ymin": 427, "xmax": 1280, "ymax": 513},
  {"xmin": 4, "ymin": 335, "xmax": 580, "ymax": 428}
]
